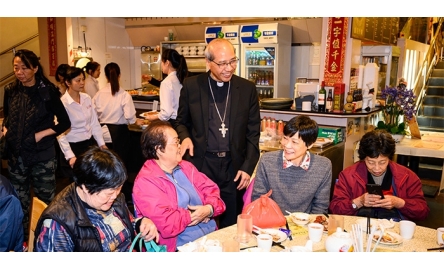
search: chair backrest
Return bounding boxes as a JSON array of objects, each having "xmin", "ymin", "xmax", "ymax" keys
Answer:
[{"xmin": 28, "ymin": 197, "xmax": 47, "ymax": 252}]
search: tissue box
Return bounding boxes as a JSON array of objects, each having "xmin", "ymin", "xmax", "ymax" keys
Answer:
[{"xmin": 318, "ymin": 126, "xmax": 344, "ymax": 144}]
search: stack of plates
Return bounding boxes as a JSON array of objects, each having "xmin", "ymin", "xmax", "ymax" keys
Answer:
[{"xmin": 260, "ymin": 98, "xmax": 293, "ymax": 110}]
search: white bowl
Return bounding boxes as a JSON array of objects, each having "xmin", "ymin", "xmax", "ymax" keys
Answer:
[{"xmin": 290, "ymin": 212, "xmax": 310, "ymax": 225}]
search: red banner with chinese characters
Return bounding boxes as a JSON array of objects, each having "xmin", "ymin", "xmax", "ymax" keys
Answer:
[
  {"xmin": 47, "ymin": 17, "xmax": 57, "ymax": 76},
  {"xmin": 324, "ymin": 17, "xmax": 348, "ymax": 87}
]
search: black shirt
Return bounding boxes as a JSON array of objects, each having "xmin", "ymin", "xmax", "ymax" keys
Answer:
[{"xmin": 207, "ymin": 75, "xmax": 231, "ymax": 152}]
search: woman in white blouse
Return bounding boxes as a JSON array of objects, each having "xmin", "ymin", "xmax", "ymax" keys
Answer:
[
  {"xmin": 92, "ymin": 62, "xmax": 141, "ymax": 169},
  {"xmin": 143, "ymin": 49, "xmax": 188, "ymax": 124},
  {"xmin": 83, "ymin": 61, "xmax": 101, "ymax": 98},
  {"xmin": 57, "ymin": 67, "xmax": 107, "ymax": 174}
]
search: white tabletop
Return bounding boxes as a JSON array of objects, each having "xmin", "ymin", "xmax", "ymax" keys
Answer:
[
  {"xmin": 395, "ymin": 131, "xmax": 444, "ymax": 191},
  {"xmin": 192, "ymin": 215, "xmax": 440, "ymax": 252}
]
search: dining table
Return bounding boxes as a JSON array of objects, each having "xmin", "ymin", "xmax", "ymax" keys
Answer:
[{"xmin": 192, "ymin": 215, "xmax": 440, "ymax": 252}]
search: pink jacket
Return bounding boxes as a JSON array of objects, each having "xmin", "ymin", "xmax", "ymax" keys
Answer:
[
  {"xmin": 132, "ymin": 159, "xmax": 226, "ymax": 251},
  {"xmin": 329, "ymin": 161, "xmax": 429, "ymax": 221}
]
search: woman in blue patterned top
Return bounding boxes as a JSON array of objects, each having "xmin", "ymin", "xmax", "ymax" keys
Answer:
[{"xmin": 33, "ymin": 146, "xmax": 159, "ymax": 251}]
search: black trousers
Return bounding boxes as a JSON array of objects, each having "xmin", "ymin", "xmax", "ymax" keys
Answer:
[
  {"xmin": 200, "ymin": 152, "xmax": 245, "ymax": 229},
  {"xmin": 104, "ymin": 124, "xmax": 132, "ymax": 202},
  {"xmin": 60, "ymin": 137, "xmax": 97, "ymax": 180}
]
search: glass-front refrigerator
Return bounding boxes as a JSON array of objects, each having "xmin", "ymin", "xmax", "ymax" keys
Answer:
[
  {"xmin": 361, "ymin": 45, "xmax": 400, "ymax": 99},
  {"xmin": 205, "ymin": 25, "xmax": 240, "ymax": 76},
  {"xmin": 240, "ymin": 23, "xmax": 292, "ymax": 99}
]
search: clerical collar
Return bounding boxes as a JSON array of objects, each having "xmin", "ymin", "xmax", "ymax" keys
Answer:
[{"xmin": 209, "ymin": 74, "xmax": 224, "ymax": 87}]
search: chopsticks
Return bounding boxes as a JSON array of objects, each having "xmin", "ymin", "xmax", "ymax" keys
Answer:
[
  {"xmin": 285, "ymin": 219, "xmax": 293, "ymax": 240},
  {"xmin": 427, "ymin": 247, "xmax": 444, "ymax": 251}
]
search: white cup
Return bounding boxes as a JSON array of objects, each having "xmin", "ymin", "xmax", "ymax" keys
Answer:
[
  {"xmin": 308, "ymin": 223, "xmax": 324, "ymax": 242},
  {"xmin": 302, "ymin": 101, "xmax": 312, "ymax": 111},
  {"xmin": 164, "ymin": 37, "xmax": 168, "ymax": 41},
  {"xmin": 437, "ymin": 227, "xmax": 444, "ymax": 245},
  {"xmin": 256, "ymin": 233, "xmax": 272, "ymax": 252},
  {"xmin": 399, "ymin": 220, "xmax": 416, "ymax": 239}
]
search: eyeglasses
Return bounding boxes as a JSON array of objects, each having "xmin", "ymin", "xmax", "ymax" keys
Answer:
[
  {"xmin": 211, "ymin": 58, "xmax": 239, "ymax": 69},
  {"xmin": 166, "ymin": 138, "xmax": 180, "ymax": 147}
]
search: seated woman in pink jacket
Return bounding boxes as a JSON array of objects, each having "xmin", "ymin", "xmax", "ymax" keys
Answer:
[{"xmin": 132, "ymin": 120, "xmax": 226, "ymax": 251}]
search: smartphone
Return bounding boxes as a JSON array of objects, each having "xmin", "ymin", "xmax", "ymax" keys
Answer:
[{"xmin": 366, "ymin": 184, "xmax": 385, "ymax": 199}]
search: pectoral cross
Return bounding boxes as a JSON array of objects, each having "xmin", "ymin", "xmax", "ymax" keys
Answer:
[{"xmin": 219, "ymin": 122, "xmax": 228, "ymax": 138}]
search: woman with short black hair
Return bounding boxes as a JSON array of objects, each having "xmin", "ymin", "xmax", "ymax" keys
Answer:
[{"xmin": 34, "ymin": 146, "xmax": 158, "ymax": 251}]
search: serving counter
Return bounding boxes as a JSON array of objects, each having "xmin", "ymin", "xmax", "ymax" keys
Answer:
[{"xmin": 260, "ymin": 107, "xmax": 382, "ymax": 170}]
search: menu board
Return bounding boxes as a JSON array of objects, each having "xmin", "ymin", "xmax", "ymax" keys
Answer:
[{"xmin": 351, "ymin": 17, "xmax": 399, "ymax": 45}]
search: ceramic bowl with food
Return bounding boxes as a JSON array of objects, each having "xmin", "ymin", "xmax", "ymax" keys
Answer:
[{"xmin": 290, "ymin": 212, "xmax": 310, "ymax": 225}]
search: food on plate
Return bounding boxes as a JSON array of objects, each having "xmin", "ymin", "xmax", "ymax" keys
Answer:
[
  {"xmin": 141, "ymin": 111, "xmax": 158, "ymax": 118},
  {"xmin": 373, "ymin": 232, "xmax": 398, "ymax": 244},
  {"xmin": 290, "ymin": 212, "xmax": 310, "ymax": 225},
  {"xmin": 127, "ymin": 89, "xmax": 139, "ymax": 95},
  {"xmin": 258, "ymin": 230, "xmax": 280, "ymax": 242},
  {"xmin": 313, "ymin": 215, "xmax": 328, "ymax": 231},
  {"xmin": 140, "ymin": 88, "xmax": 159, "ymax": 96}
]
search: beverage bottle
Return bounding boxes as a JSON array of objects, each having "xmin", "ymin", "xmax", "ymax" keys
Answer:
[
  {"xmin": 253, "ymin": 52, "xmax": 258, "ymax": 65},
  {"xmin": 326, "ymin": 89, "xmax": 333, "ymax": 112},
  {"xmin": 269, "ymin": 71, "xmax": 274, "ymax": 86},
  {"xmin": 318, "ymin": 81, "xmax": 326, "ymax": 112},
  {"xmin": 248, "ymin": 53, "xmax": 253, "ymax": 65}
]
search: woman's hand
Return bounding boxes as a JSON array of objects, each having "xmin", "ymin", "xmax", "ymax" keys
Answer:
[
  {"xmin": 135, "ymin": 118, "xmax": 144, "ymax": 126},
  {"xmin": 139, "ymin": 217, "xmax": 159, "ymax": 242},
  {"xmin": 187, "ymin": 205, "xmax": 212, "ymax": 226},
  {"xmin": 372, "ymin": 195, "xmax": 405, "ymax": 210},
  {"xmin": 69, "ymin": 157, "xmax": 76, "ymax": 168},
  {"xmin": 100, "ymin": 144, "xmax": 108, "ymax": 150}
]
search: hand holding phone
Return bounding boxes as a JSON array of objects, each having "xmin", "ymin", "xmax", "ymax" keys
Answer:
[{"xmin": 366, "ymin": 184, "xmax": 385, "ymax": 199}]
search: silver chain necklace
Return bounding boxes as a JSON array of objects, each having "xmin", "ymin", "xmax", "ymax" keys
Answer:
[{"xmin": 208, "ymin": 76, "xmax": 230, "ymax": 138}]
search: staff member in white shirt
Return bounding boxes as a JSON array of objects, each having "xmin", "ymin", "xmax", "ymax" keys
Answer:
[
  {"xmin": 83, "ymin": 61, "xmax": 101, "ymax": 98},
  {"xmin": 143, "ymin": 49, "xmax": 188, "ymax": 124},
  {"xmin": 92, "ymin": 62, "xmax": 141, "ymax": 169},
  {"xmin": 57, "ymin": 67, "xmax": 107, "ymax": 177}
]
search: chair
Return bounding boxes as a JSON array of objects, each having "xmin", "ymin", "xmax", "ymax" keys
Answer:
[{"xmin": 28, "ymin": 197, "xmax": 47, "ymax": 252}]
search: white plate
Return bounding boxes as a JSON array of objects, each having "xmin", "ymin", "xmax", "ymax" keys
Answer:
[
  {"xmin": 372, "ymin": 231, "xmax": 403, "ymax": 245},
  {"xmin": 254, "ymin": 229, "xmax": 287, "ymax": 243},
  {"xmin": 356, "ymin": 218, "xmax": 396, "ymax": 231},
  {"xmin": 378, "ymin": 219, "xmax": 395, "ymax": 229}
]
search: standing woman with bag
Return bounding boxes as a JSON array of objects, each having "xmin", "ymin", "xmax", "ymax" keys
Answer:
[
  {"xmin": 142, "ymin": 49, "xmax": 188, "ymax": 125},
  {"xmin": 2, "ymin": 49, "xmax": 71, "ymax": 242},
  {"xmin": 83, "ymin": 61, "xmax": 101, "ymax": 98}
]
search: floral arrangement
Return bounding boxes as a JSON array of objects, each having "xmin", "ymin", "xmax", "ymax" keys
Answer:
[{"xmin": 376, "ymin": 84, "xmax": 416, "ymax": 135}]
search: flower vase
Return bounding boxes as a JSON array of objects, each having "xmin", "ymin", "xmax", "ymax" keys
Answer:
[{"xmin": 391, "ymin": 134, "xmax": 405, "ymax": 143}]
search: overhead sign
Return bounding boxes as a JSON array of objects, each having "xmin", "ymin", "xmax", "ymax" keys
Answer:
[
  {"xmin": 205, "ymin": 25, "xmax": 240, "ymax": 44},
  {"xmin": 240, "ymin": 24, "xmax": 279, "ymax": 44}
]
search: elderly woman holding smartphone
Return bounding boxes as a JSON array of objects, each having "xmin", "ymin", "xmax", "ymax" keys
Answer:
[
  {"xmin": 132, "ymin": 120, "xmax": 225, "ymax": 251},
  {"xmin": 329, "ymin": 130, "xmax": 429, "ymax": 221}
]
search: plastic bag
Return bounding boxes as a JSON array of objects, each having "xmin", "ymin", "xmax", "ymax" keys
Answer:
[{"xmin": 242, "ymin": 189, "xmax": 286, "ymax": 228}]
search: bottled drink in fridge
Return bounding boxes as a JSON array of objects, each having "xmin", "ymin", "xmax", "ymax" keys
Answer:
[
  {"xmin": 326, "ymin": 89, "xmax": 333, "ymax": 112},
  {"xmin": 318, "ymin": 81, "xmax": 326, "ymax": 112}
]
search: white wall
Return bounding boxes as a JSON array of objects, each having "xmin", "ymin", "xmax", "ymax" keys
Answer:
[{"xmin": 70, "ymin": 17, "xmax": 136, "ymax": 90}]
